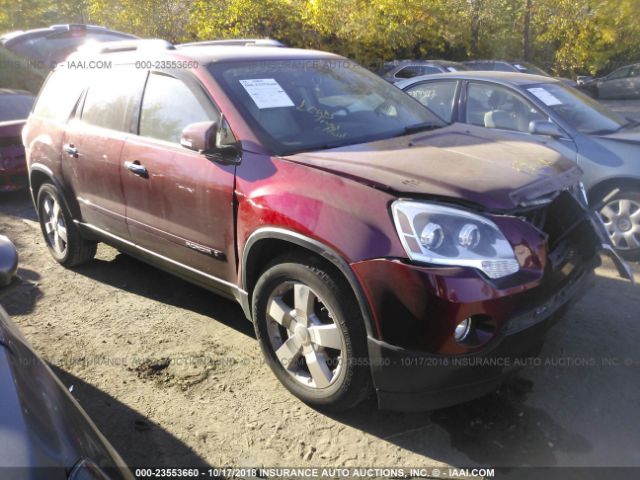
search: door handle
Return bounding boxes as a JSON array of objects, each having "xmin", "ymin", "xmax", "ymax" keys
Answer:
[
  {"xmin": 63, "ymin": 144, "xmax": 78, "ymax": 157},
  {"xmin": 124, "ymin": 161, "xmax": 148, "ymax": 177}
]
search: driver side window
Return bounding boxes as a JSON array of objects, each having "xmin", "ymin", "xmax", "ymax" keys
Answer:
[
  {"xmin": 139, "ymin": 73, "xmax": 218, "ymax": 144},
  {"xmin": 465, "ymin": 82, "xmax": 546, "ymax": 132},
  {"xmin": 607, "ymin": 67, "xmax": 630, "ymax": 80}
]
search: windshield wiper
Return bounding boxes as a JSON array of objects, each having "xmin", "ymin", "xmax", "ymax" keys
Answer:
[{"xmin": 404, "ymin": 122, "xmax": 443, "ymax": 134}]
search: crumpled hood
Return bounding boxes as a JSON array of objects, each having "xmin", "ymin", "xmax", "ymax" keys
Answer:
[{"xmin": 286, "ymin": 124, "xmax": 581, "ymax": 211}]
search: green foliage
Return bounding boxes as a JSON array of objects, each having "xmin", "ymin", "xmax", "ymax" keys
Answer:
[{"xmin": 1, "ymin": 0, "xmax": 639, "ymax": 77}]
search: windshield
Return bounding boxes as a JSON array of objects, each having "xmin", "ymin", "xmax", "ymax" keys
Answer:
[
  {"xmin": 208, "ymin": 59, "xmax": 443, "ymax": 155},
  {"xmin": 524, "ymin": 82, "xmax": 627, "ymax": 134},
  {"xmin": 0, "ymin": 94, "xmax": 35, "ymax": 121}
]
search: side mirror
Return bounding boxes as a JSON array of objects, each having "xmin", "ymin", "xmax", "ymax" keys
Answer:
[
  {"xmin": 180, "ymin": 121, "xmax": 217, "ymax": 152},
  {"xmin": 529, "ymin": 120, "xmax": 564, "ymax": 138},
  {"xmin": 180, "ymin": 121, "xmax": 240, "ymax": 164},
  {"xmin": 0, "ymin": 235, "xmax": 18, "ymax": 288}
]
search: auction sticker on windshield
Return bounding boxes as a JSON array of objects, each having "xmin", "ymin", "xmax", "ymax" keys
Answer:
[
  {"xmin": 527, "ymin": 87, "xmax": 562, "ymax": 106},
  {"xmin": 239, "ymin": 78, "xmax": 295, "ymax": 109}
]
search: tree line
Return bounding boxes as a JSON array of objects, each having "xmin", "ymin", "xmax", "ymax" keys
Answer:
[{"xmin": 1, "ymin": 0, "xmax": 639, "ymax": 76}]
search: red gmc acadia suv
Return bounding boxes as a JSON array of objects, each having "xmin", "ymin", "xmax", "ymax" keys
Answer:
[{"xmin": 22, "ymin": 40, "xmax": 631, "ymax": 411}]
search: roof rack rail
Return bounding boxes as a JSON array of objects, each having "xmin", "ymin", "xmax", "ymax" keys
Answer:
[{"xmin": 75, "ymin": 39, "xmax": 174, "ymax": 55}]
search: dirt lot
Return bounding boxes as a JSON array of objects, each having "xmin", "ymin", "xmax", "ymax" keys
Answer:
[{"xmin": 1, "ymin": 101, "xmax": 640, "ymax": 473}]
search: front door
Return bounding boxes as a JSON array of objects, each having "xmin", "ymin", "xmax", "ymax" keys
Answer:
[{"xmin": 120, "ymin": 71, "xmax": 237, "ymax": 282}]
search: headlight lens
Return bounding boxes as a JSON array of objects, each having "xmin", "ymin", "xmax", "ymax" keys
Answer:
[{"xmin": 391, "ymin": 200, "xmax": 519, "ymax": 279}]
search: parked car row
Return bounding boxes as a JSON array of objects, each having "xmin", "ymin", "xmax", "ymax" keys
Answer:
[
  {"xmin": 0, "ymin": 89, "xmax": 35, "ymax": 191},
  {"xmin": 379, "ymin": 59, "xmax": 469, "ymax": 83},
  {"xmin": 577, "ymin": 63, "xmax": 640, "ymax": 99},
  {"xmin": 380, "ymin": 56, "xmax": 640, "ymax": 99}
]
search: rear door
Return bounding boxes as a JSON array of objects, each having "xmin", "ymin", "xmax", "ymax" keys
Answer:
[
  {"xmin": 120, "ymin": 70, "xmax": 237, "ymax": 282},
  {"xmin": 62, "ymin": 67, "xmax": 146, "ymax": 238}
]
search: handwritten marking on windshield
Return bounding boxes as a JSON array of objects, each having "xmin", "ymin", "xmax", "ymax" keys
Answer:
[{"xmin": 297, "ymin": 100, "xmax": 347, "ymax": 139}]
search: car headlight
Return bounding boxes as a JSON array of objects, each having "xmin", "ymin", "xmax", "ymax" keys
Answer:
[{"xmin": 391, "ymin": 200, "xmax": 519, "ymax": 279}]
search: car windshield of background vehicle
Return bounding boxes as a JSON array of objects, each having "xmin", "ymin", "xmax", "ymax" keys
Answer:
[
  {"xmin": 526, "ymin": 82, "xmax": 627, "ymax": 134},
  {"xmin": 513, "ymin": 61, "xmax": 549, "ymax": 76},
  {"xmin": 208, "ymin": 59, "xmax": 443, "ymax": 155},
  {"xmin": 0, "ymin": 94, "xmax": 34, "ymax": 121}
]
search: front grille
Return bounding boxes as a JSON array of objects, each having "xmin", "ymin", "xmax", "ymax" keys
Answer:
[
  {"xmin": 521, "ymin": 191, "xmax": 595, "ymax": 272},
  {"xmin": 521, "ymin": 205, "xmax": 548, "ymax": 232}
]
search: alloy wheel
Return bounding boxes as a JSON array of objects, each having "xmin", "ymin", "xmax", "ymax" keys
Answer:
[
  {"xmin": 600, "ymin": 198, "xmax": 640, "ymax": 251},
  {"xmin": 265, "ymin": 281, "xmax": 345, "ymax": 389},
  {"xmin": 42, "ymin": 193, "xmax": 68, "ymax": 256}
]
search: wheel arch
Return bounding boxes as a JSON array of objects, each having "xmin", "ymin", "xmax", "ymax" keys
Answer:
[
  {"xmin": 242, "ymin": 228, "xmax": 379, "ymax": 339},
  {"xmin": 587, "ymin": 177, "xmax": 640, "ymax": 208},
  {"xmin": 29, "ymin": 163, "xmax": 81, "ymax": 220}
]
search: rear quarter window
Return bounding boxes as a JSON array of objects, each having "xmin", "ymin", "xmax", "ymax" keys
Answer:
[
  {"xmin": 32, "ymin": 69, "xmax": 86, "ymax": 123},
  {"xmin": 81, "ymin": 68, "xmax": 146, "ymax": 132}
]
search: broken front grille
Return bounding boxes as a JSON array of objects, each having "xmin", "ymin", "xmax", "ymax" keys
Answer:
[{"xmin": 521, "ymin": 191, "xmax": 596, "ymax": 272}]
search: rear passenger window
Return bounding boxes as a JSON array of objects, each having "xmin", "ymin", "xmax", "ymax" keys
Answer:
[
  {"xmin": 81, "ymin": 69, "xmax": 142, "ymax": 131},
  {"xmin": 139, "ymin": 73, "xmax": 216, "ymax": 144}
]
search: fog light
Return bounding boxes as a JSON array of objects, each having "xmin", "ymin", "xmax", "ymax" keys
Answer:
[{"xmin": 454, "ymin": 317, "xmax": 472, "ymax": 342}]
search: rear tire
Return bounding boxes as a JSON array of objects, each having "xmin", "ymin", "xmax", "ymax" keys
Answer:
[
  {"xmin": 37, "ymin": 183, "xmax": 97, "ymax": 267},
  {"xmin": 252, "ymin": 255, "xmax": 371, "ymax": 411},
  {"xmin": 596, "ymin": 187, "xmax": 640, "ymax": 261}
]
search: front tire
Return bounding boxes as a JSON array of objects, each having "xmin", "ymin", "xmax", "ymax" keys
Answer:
[
  {"xmin": 37, "ymin": 183, "xmax": 97, "ymax": 267},
  {"xmin": 597, "ymin": 188, "xmax": 640, "ymax": 261},
  {"xmin": 252, "ymin": 256, "xmax": 371, "ymax": 411}
]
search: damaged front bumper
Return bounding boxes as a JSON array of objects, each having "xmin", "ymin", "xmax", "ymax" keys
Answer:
[
  {"xmin": 355, "ymin": 187, "xmax": 632, "ymax": 411},
  {"xmin": 589, "ymin": 210, "xmax": 634, "ymax": 282}
]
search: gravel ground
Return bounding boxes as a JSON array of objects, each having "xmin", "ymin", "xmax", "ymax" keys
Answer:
[{"xmin": 1, "ymin": 101, "xmax": 639, "ymax": 474}]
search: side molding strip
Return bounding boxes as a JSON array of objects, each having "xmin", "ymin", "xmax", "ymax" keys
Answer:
[{"xmin": 76, "ymin": 221, "xmax": 245, "ymax": 294}]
